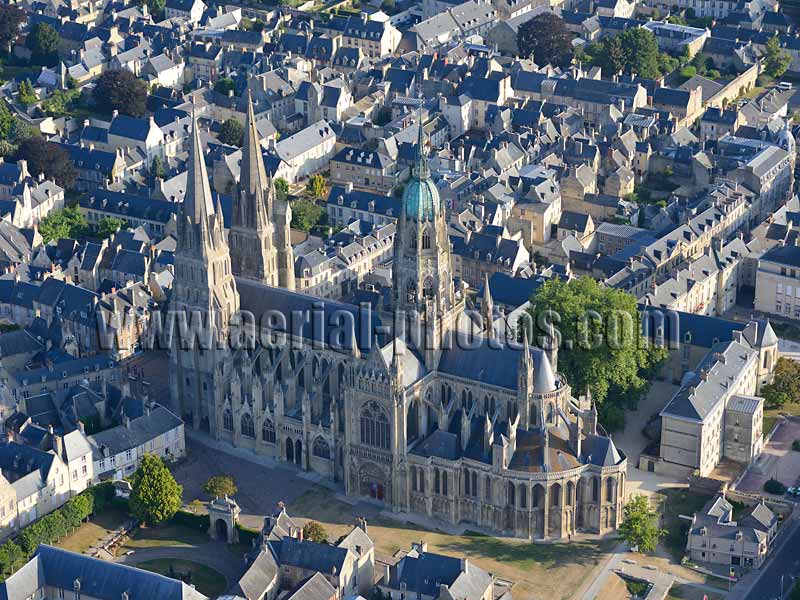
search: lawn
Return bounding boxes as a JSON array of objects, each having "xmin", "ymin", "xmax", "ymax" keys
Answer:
[
  {"xmin": 655, "ymin": 488, "xmax": 713, "ymax": 561},
  {"xmin": 119, "ymin": 522, "xmax": 208, "ymax": 552},
  {"xmin": 764, "ymin": 401, "xmax": 800, "ymax": 437},
  {"xmin": 288, "ymin": 486, "xmax": 615, "ymax": 599},
  {"xmin": 666, "ymin": 583, "xmax": 725, "ymax": 599},
  {"xmin": 57, "ymin": 507, "xmax": 129, "ymax": 554},
  {"xmin": 136, "ymin": 559, "xmax": 227, "ymax": 597}
]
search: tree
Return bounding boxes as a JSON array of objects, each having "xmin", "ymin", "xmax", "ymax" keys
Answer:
[
  {"xmin": 26, "ymin": 22, "xmax": 59, "ymax": 63},
  {"xmin": 15, "ymin": 136, "xmax": 77, "ymax": 190},
  {"xmin": 151, "ymin": 155, "xmax": 165, "ymax": 179},
  {"xmin": 618, "ymin": 495, "xmax": 665, "ymax": 553},
  {"xmin": 38, "ymin": 206, "xmax": 88, "ymax": 242},
  {"xmin": 142, "ymin": 0, "xmax": 166, "ymax": 18},
  {"xmin": 306, "ymin": 173, "xmax": 326, "ymax": 199},
  {"xmin": 214, "ymin": 78, "xmax": 236, "ymax": 96},
  {"xmin": 764, "ymin": 478, "xmax": 787, "ymax": 495},
  {"xmin": 525, "ymin": 277, "xmax": 667, "ymax": 431},
  {"xmin": 0, "ymin": 5, "xmax": 24, "ymax": 53},
  {"xmin": 203, "ymin": 475, "xmax": 237, "ymax": 499},
  {"xmin": 302, "ymin": 520, "xmax": 328, "ymax": 544},
  {"xmin": 92, "ymin": 69, "xmax": 147, "ymax": 117},
  {"xmin": 41, "ymin": 88, "xmax": 81, "ymax": 117},
  {"xmin": 188, "ymin": 499, "xmax": 205, "ymax": 513},
  {"xmin": 274, "ymin": 177, "xmax": 289, "ymax": 201},
  {"xmin": 17, "ymin": 79, "xmax": 36, "ymax": 106},
  {"xmin": 218, "ymin": 118, "xmax": 245, "ymax": 146},
  {"xmin": 761, "ymin": 357, "xmax": 800, "ymax": 408},
  {"xmin": 616, "ymin": 28, "xmax": 661, "ymax": 79},
  {"xmin": 0, "ymin": 101, "xmax": 11, "ymax": 141},
  {"xmin": 517, "ymin": 13, "xmax": 573, "ymax": 68},
  {"xmin": 764, "ymin": 35, "xmax": 791, "ymax": 79},
  {"xmin": 96, "ymin": 217, "xmax": 125, "ymax": 238},
  {"xmin": 291, "ymin": 198, "xmax": 326, "ymax": 231},
  {"xmin": 129, "ymin": 454, "xmax": 183, "ymax": 526}
]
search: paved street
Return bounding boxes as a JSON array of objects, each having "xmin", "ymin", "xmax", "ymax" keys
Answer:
[
  {"xmin": 172, "ymin": 434, "xmax": 320, "ymax": 530},
  {"xmin": 737, "ymin": 418, "xmax": 800, "ymax": 495},
  {"xmin": 731, "ymin": 515, "xmax": 800, "ymax": 600}
]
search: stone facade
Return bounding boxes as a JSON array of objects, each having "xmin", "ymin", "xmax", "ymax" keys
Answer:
[{"xmin": 169, "ymin": 118, "xmax": 627, "ymax": 540}]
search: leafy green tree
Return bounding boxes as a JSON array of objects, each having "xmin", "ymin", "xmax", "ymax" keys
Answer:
[
  {"xmin": 14, "ymin": 136, "xmax": 77, "ymax": 190},
  {"xmin": 517, "ymin": 13, "xmax": 573, "ymax": 68},
  {"xmin": 679, "ymin": 65, "xmax": 697, "ymax": 80},
  {"xmin": 274, "ymin": 177, "xmax": 289, "ymax": 201},
  {"xmin": 302, "ymin": 520, "xmax": 328, "ymax": 543},
  {"xmin": 203, "ymin": 475, "xmax": 237, "ymax": 499},
  {"xmin": 214, "ymin": 78, "xmax": 236, "ymax": 96},
  {"xmin": 151, "ymin": 155, "xmax": 165, "ymax": 179},
  {"xmin": 0, "ymin": 100, "xmax": 12, "ymax": 140},
  {"xmin": 0, "ymin": 541, "xmax": 25, "ymax": 577},
  {"xmin": 290, "ymin": 198, "xmax": 326, "ymax": 231},
  {"xmin": 38, "ymin": 206, "xmax": 88, "ymax": 242},
  {"xmin": 41, "ymin": 88, "xmax": 81, "ymax": 117},
  {"xmin": 617, "ymin": 28, "xmax": 661, "ymax": 79},
  {"xmin": 0, "ymin": 5, "xmax": 25, "ymax": 53},
  {"xmin": 761, "ymin": 357, "xmax": 800, "ymax": 408},
  {"xmin": 525, "ymin": 277, "xmax": 667, "ymax": 431},
  {"xmin": 618, "ymin": 495, "xmax": 665, "ymax": 552},
  {"xmin": 218, "ymin": 118, "xmax": 245, "ymax": 146},
  {"xmin": 764, "ymin": 35, "xmax": 791, "ymax": 79},
  {"xmin": 143, "ymin": 0, "xmax": 166, "ymax": 18},
  {"xmin": 97, "ymin": 217, "xmax": 125, "ymax": 238},
  {"xmin": 92, "ymin": 69, "xmax": 147, "ymax": 117},
  {"xmin": 306, "ymin": 173, "xmax": 326, "ymax": 199},
  {"xmin": 26, "ymin": 22, "xmax": 59, "ymax": 61},
  {"xmin": 129, "ymin": 454, "xmax": 183, "ymax": 526},
  {"xmin": 18, "ymin": 79, "xmax": 36, "ymax": 106}
]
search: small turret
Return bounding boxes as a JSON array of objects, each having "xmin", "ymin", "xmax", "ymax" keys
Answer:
[{"xmin": 481, "ymin": 272, "xmax": 494, "ymax": 338}]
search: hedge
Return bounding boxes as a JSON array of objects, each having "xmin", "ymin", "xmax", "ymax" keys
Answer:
[
  {"xmin": 172, "ymin": 509, "xmax": 210, "ymax": 531},
  {"xmin": 236, "ymin": 523, "xmax": 259, "ymax": 547}
]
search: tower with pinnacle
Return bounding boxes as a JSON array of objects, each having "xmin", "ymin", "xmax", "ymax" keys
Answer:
[
  {"xmin": 169, "ymin": 113, "xmax": 239, "ymax": 434},
  {"xmin": 228, "ymin": 91, "xmax": 295, "ymax": 290}
]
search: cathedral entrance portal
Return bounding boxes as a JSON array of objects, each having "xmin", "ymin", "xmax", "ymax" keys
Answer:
[{"xmin": 359, "ymin": 463, "xmax": 387, "ymax": 503}]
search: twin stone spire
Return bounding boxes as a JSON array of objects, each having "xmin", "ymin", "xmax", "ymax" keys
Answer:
[{"xmin": 179, "ymin": 90, "xmax": 295, "ymax": 290}]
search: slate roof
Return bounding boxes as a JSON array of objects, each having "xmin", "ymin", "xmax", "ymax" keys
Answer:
[
  {"xmin": 89, "ymin": 406, "xmax": 182, "ymax": 458},
  {"xmin": 0, "ymin": 545, "xmax": 208, "ymax": 600},
  {"xmin": 273, "ymin": 537, "xmax": 349, "ymax": 573}
]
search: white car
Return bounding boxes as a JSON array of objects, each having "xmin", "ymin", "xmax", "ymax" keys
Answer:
[{"xmin": 777, "ymin": 81, "xmax": 793, "ymax": 91}]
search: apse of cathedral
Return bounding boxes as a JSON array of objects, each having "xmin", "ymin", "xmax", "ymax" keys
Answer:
[{"xmin": 169, "ymin": 103, "xmax": 627, "ymax": 540}]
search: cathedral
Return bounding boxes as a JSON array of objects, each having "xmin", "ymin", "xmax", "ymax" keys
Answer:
[{"xmin": 169, "ymin": 99, "xmax": 627, "ymax": 540}]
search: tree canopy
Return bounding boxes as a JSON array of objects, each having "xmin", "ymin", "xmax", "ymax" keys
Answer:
[
  {"xmin": 618, "ymin": 495, "xmax": 665, "ymax": 553},
  {"xmin": 584, "ymin": 28, "xmax": 663, "ymax": 80},
  {"xmin": 15, "ymin": 136, "xmax": 77, "ymax": 190},
  {"xmin": 17, "ymin": 79, "xmax": 36, "ymax": 106},
  {"xmin": 214, "ymin": 78, "xmax": 236, "ymax": 96},
  {"xmin": 38, "ymin": 206, "xmax": 88, "ymax": 243},
  {"xmin": 525, "ymin": 277, "xmax": 667, "ymax": 431},
  {"xmin": 92, "ymin": 69, "xmax": 148, "ymax": 117},
  {"xmin": 26, "ymin": 22, "xmax": 59, "ymax": 63},
  {"xmin": 302, "ymin": 521, "xmax": 328, "ymax": 544},
  {"xmin": 0, "ymin": 5, "xmax": 25, "ymax": 53},
  {"xmin": 203, "ymin": 475, "xmax": 237, "ymax": 499},
  {"xmin": 274, "ymin": 177, "xmax": 289, "ymax": 201},
  {"xmin": 764, "ymin": 36, "xmax": 791, "ymax": 79},
  {"xmin": 129, "ymin": 454, "xmax": 183, "ymax": 526},
  {"xmin": 218, "ymin": 118, "xmax": 245, "ymax": 146},
  {"xmin": 96, "ymin": 217, "xmax": 125, "ymax": 239},
  {"xmin": 306, "ymin": 173, "xmax": 326, "ymax": 199},
  {"xmin": 517, "ymin": 13, "xmax": 573, "ymax": 68},
  {"xmin": 761, "ymin": 357, "xmax": 800, "ymax": 408},
  {"xmin": 290, "ymin": 198, "xmax": 326, "ymax": 232}
]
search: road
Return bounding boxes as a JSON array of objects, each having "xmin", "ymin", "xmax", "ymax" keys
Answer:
[{"xmin": 744, "ymin": 521, "xmax": 800, "ymax": 599}]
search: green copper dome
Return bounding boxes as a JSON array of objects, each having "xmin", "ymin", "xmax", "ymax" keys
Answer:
[{"xmin": 403, "ymin": 121, "xmax": 439, "ymax": 221}]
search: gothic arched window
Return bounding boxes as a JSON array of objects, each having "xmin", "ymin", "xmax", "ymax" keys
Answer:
[
  {"xmin": 241, "ymin": 413, "xmax": 255, "ymax": 438},
  {"xmin": 606, "ymin": 478, "xmax": 615, "ymax": 502},
  {"xmin": 422, "ymin": 230, "xmax": 431, "ymax": 250},
  {"xmin": 360, "ymin": 401, "xmax": 390, "ymax": 450},
  {"xmin": 223, "ymin": 409, "xmax": 233, "ymax": 432},
  {"xmin": 313, "ymin": 437, "xmax": 330, "ymax": 459},
  {"xmin": 442, "ymin": 471, "xmax": 448, "ymax": 496},
  {"xmin": 262, "ymin": 419, "xmax": 276, "ymax": 443}
]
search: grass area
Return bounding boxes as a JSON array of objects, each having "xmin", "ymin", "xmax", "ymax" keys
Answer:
[
  {"xmin": 119, "ymin": 523, "xmax": 208, "ymax": 552},
  {"xmin": 288, "ymin": 486, "xmax": 615, "ymax": 599},
  {"xmin": 656, "ymin": 488, "xmax": 713, "ymax": 561},
  {"xmin": 136, "ymin": 559, "xmax": 227, "ymax": 597},
  {"xmin": 666, "ymin": 583, "xmax": 726, "ymax": 599},
  {"xmin": 764, "ymin": 401, "xmax": 800, "ymax": 436},
  {"xmin": 57, "ymin": 507, "xmax": 129, "ymax": 554}
]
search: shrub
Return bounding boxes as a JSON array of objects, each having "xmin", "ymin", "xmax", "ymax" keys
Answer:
[
  {"xmin": 172, "ymin": 509, "xmax": 210, "ymax": 532},
  {"xmin": 236, "ymin": 523, "xmax": 260, "ymax": 547},
  {"xmin": 792, "ymin": 439, "xmax": 800, "ymax": 452},
  {"xmin": 764, "ymin": 478, "xmax": 787, "ymax": 495}
]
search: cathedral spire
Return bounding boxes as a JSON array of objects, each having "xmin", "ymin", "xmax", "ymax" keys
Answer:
[
  {"xmin": 482, "ymin": 272, "xmax": 494, "ymax": 338},
  {"xmin": 241, "ymin": 89, "xmax": 269, "ymax": 201},
  {"xmin": 414, "ymin": 116, "xmax": 430, "ymax": 181},
  {"xmin": 185, "ymin": 111, "xmax": 215, "ymax": 226}
]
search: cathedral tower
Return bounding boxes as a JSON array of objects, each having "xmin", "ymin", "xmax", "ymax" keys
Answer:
[
  {"xmin": 229, "ymin": 90, "xmax": 279, "ymax": 285},
  {"xmin": 392, "ymin": 120, "xmax": 459, "ymax": 368},
  {"xmin": 169, "ymin": 113, "xmax": 239, "ymax": 434}
]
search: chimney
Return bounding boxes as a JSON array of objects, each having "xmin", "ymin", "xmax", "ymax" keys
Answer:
[{"xmin": 383, "ymin": 563, "xmax": 390, "ymax": 585}]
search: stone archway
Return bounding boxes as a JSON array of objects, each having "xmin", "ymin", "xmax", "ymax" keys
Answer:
[
  {"xmin": 215, "ymin": 518, "xmax": 228, "ymax": 540},
  {"xmin": 359, "ymin": 462, "xmax": 388, "ymax": 502}
]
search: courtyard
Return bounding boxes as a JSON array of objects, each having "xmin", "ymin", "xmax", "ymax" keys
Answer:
[{"xmin": 737, "ymin": 416, "xmax": 800, "ymax": 496}]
